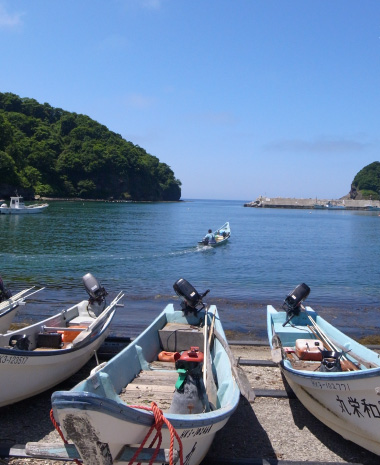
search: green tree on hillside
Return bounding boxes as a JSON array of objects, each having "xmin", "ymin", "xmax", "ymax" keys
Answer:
[
  {"xmin": 0, "ymin": 92, "xmax": 181, "ymax": 201},
  {"xmin": 352, "ymin": 162, "xmax": 380, "ymax": 200}
]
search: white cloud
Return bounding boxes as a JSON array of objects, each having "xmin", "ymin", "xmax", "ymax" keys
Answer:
[{"xmin": 0, "ymin": 3, "xmax": 24, "ymax": 29}]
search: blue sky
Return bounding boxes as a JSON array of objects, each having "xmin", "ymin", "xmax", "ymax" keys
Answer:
[{"xmin": 0, "ymin": 1, "xmax": 379, "ymax": 201}]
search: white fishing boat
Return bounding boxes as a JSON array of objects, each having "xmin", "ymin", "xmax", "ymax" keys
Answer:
[
  {"xmin": 0, "ymin": 273, "xmax": 123, "ymax": 407},
  {"xmin": 198, "ymin": 222, "xmax": 231, "ymax": 247},
  {"xmin": 0, "ymin": 287, "xmax": 44, "ymax": 334},
  {"xmin": 0, "ymin": 195, "xmax": 49, "ymax": 214},
  {"xmin": 268, "ymin": 283, "xmax": 380, "ymax": 456},
  {"xmin": 50, "ymin": 279, "xmax": 242, "ymax": 465}
]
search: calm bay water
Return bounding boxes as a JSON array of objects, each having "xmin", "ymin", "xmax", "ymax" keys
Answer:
[{"xmin": 1, "ymin": 199, "xmax": 380, "ymax": 339}]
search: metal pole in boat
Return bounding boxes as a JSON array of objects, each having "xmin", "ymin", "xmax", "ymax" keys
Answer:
[
  {"xmin": 94, "ymin": 350, "xmax": 100, "ymax": 366},
  {"xmin": 203, "ymin": 306, "xmax": 209, "ymax": 387}
]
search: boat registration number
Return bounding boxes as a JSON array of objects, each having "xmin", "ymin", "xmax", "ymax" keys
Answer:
[
  {"xmin": 0, "ymin": 354, "xmax": 28, "ymax": 365},
  {"xmin": 311, "ymin": 380, "xmax": 350, "ymax": 391},
  {"xmin": 180, "ymin": 424, "xmax": 213, "ymax": 439}
]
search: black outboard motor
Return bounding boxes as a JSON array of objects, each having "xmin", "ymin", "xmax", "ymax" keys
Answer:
[
  {"xmin": 82, "ymin": 273, "xmax": 108, "ymax": 317},
  {"xmin": 0, "ymin": 276, "xmax": 12, "ymax": 302},
  {"xmin": 282, "ymin": 283, "xmax": 310, "ymax": 327},
  {"xmin": 173, "ymin": 278, "xmax": 210, "ymax": 315},
  {"xmin": 319, "ymin": 350, "xmax": 343, "ymax": 372}
]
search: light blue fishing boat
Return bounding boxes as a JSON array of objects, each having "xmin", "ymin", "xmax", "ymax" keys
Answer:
[
  {"xmin": 50, "ymin": 279, "xmax": 241, "ymax": 465},
  {"xmin": 268, "ymin": 283, "xmax": 380, "ymax": 456},
  {"xmin": 198, "ymin": 222, "xmax": 231, "ymax": 247}
]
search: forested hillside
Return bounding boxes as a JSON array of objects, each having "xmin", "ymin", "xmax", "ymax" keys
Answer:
[
  {"xmin": 0, "ymin": 92, "xmax": 181, "ymax": 201},
  {"xmin": 351, "ymin": 162, "xmax": 380, "ymax": 200}
]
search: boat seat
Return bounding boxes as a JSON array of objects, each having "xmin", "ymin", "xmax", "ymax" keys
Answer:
[
  {"xmin": 158, "ymin": 322, "xmax": 203, "ymax": 352},
  {"xmin": 68, "ymin": 316, "xmax": 93, "ymax": 327}
]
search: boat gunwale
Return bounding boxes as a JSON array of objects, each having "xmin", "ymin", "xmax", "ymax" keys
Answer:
[
  {"xmin": 0, "ymin": 303, "xmax": 19, "ymax": 318},
  {"xmin": 52, "ymin": 303, "xmax": 240, "ymax": 428},
  {"xmin": 279, "ymin": 359, "xmax": 380, "ymax": 381},
  {"xmin": 51, "ymin": 389, "xmax": 240, "ymax": 429},
  {"xmin": 267, "ymin": 305, "xmax": 380, "ymax": 381},
  {"xmin": 0, "ymin": 308, "xmax": 116, "ymax": 357}
]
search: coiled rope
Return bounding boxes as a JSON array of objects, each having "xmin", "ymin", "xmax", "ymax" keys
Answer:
[
  {"xmin": 128, "ymin": 402, "xmax": 183, "ymax": 465},
  {"xmin": 50, "ymin": 403, "xmax": 183, "ymax": 465}
]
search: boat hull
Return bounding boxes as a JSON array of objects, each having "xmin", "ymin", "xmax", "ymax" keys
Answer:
[
  {"xmin": 267, "ymin": 305, "xmax": 380, "ymax": 456},
  {"xmin": 0, "ymin": 204, "xmax": 48, "ymax": 214},
  {"xmin": 0, "ymin": 305, "xmax": 19, "ymax": 333},
  {"xmin": 52, "ymin": 303, "xmax": 240, "ymax": 465},
  {"xmin": 282, "ymin": 368, "xmax": 380, "ymax": 455},
  {"xmin": 0, "ymin": 332, "xmax": 110, "ymax": 407},
  {"xmin": 52, "ymin": 401, "xmax": 229, "ymax": 465},
  {"xmin": 0, "ymin": 295, "xmax": 120, "ymax": 407}
]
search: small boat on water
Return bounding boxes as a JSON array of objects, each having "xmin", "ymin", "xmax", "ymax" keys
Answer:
[
  {"xmin": 51, "ymin": 279, "xmax": 240, "ymax": 465},
  {"xmin": 365, "ymin": 205, "xmax": 380, "ymax": 211},
  {"xmin": 0, "ymin": 195, "xmax": 49, "ymax": 214},
  {"xmin": 313, "ymin": 201, "xmax": 345, "ymax": 210},
  {"xmin": 267, "ymin": 283, "xmax": 380, "ymax": 456},
  {"xmin": 198, "ymin": 221, "xmax": 231, "ymax": 247},
  {"xmin": 0, "ymin": 273, "xmax": 123, "ymax": 407}
]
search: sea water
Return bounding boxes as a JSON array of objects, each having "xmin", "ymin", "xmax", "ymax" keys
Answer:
[{"xmin": 1, "ymin": 199, "xmax": 380, "ymax": 339}]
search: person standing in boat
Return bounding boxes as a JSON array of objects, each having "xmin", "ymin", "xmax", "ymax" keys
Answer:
[
  {"xmin": 203, "ymin": 229, "xmax": 216, "ymax": 245},
  {"xmin": 0, "ymin": 276, "xmax": 12, "ymax": 302}
]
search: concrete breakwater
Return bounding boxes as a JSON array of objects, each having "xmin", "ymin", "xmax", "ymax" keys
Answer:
[{"xmin": 244, "ymin": 196, "xmax": 380, "ymax": 210}]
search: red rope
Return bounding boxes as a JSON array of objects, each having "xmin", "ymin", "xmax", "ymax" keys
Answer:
[
  {"xmin": 50, "ymin": 408, "xmax": 82, "ymax": 465},
  {"xmin": 50, "ymin": 402, "xmax": 183, "ymax": 465},
  {"xmin": 128, "ymin": 402, "xmax": 183, "ymax": 465}
]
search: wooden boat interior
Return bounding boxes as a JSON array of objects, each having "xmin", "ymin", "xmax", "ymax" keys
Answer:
[
  {"xmin": 70, "ymin": 305, "xmax": 235, "ymax": 413},
  {"xmin": 0, "ymin": 300, "xmax": 99, "ymax": 351},
  {"xmin": 269, "ymin": 305, "xmax": 380, "ymax": 373}
]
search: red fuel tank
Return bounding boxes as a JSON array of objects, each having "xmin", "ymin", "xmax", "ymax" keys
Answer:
[{"xmin": 179, "ymin": 346, "xmax": 204, "ymax": 363}]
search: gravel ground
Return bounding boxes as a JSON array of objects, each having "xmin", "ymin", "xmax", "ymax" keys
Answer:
[{"xmin": 1, "ymin": 345, "xmax": 379, "ymax": 464}]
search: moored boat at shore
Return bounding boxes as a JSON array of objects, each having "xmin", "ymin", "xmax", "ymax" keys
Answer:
[
  {"xmin": 0, "ymin": 195, "xmax": 49, "ymax": 214},
  {"xmin": 51, "ymin": 279, "xmax": 240, "ymax": 465},
  {"xmin": 268, "ymin": 283, "xmax": 380, "ymax": 456},
  {"xmin": 0, "ymin": 286, "xmax": 44, "ymax": 334},
  {"xmin": 0, "ymin": 273, "xmax": 123, "ymax": 407}
]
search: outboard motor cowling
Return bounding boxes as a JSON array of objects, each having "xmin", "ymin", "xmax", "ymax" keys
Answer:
[
  {"xmin": 282, "ymin": 283, "xmax": 310, "ymax": 327},
  {"xmin": 168, "ymin": 347, "xmax": 209, "ymax": 414},
  {"xmin": 82, "ymin": 273, "xmax": 108, "ymax": 317},
  {"xmin": 173, "ymin": 278, "xmax": 210, "ymax": 315},
  {"xmin": 319, "ymin": 350, "xmax": 343, "ymax": 372}
]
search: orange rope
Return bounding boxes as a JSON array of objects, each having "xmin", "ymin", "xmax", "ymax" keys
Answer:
[
  {"xmin": 128, "ymin": 402, "xmax": 183, "ymax": 465},
  {"xmin": 50, "ymin": 408, "xmax": 82, "ymax": 465}
]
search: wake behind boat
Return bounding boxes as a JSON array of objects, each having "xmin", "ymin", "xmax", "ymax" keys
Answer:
[
  {"xmin": 0, "ymin": 273, "xmax": 123, "ymax": 407},
  {"xmin": 268, "ymin": 283, "xmax": 380, "ymax": 456},
  {"xmin": 198, "ymin": 222, "xmax": 231, "ymax": 247},
  {"xmin": 51, "ymin": 279, "xmax": 240, "ymax": 465},
  {"xmin": 0, "ymin": 195, "xmax": 48, "ymax": 214}
]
